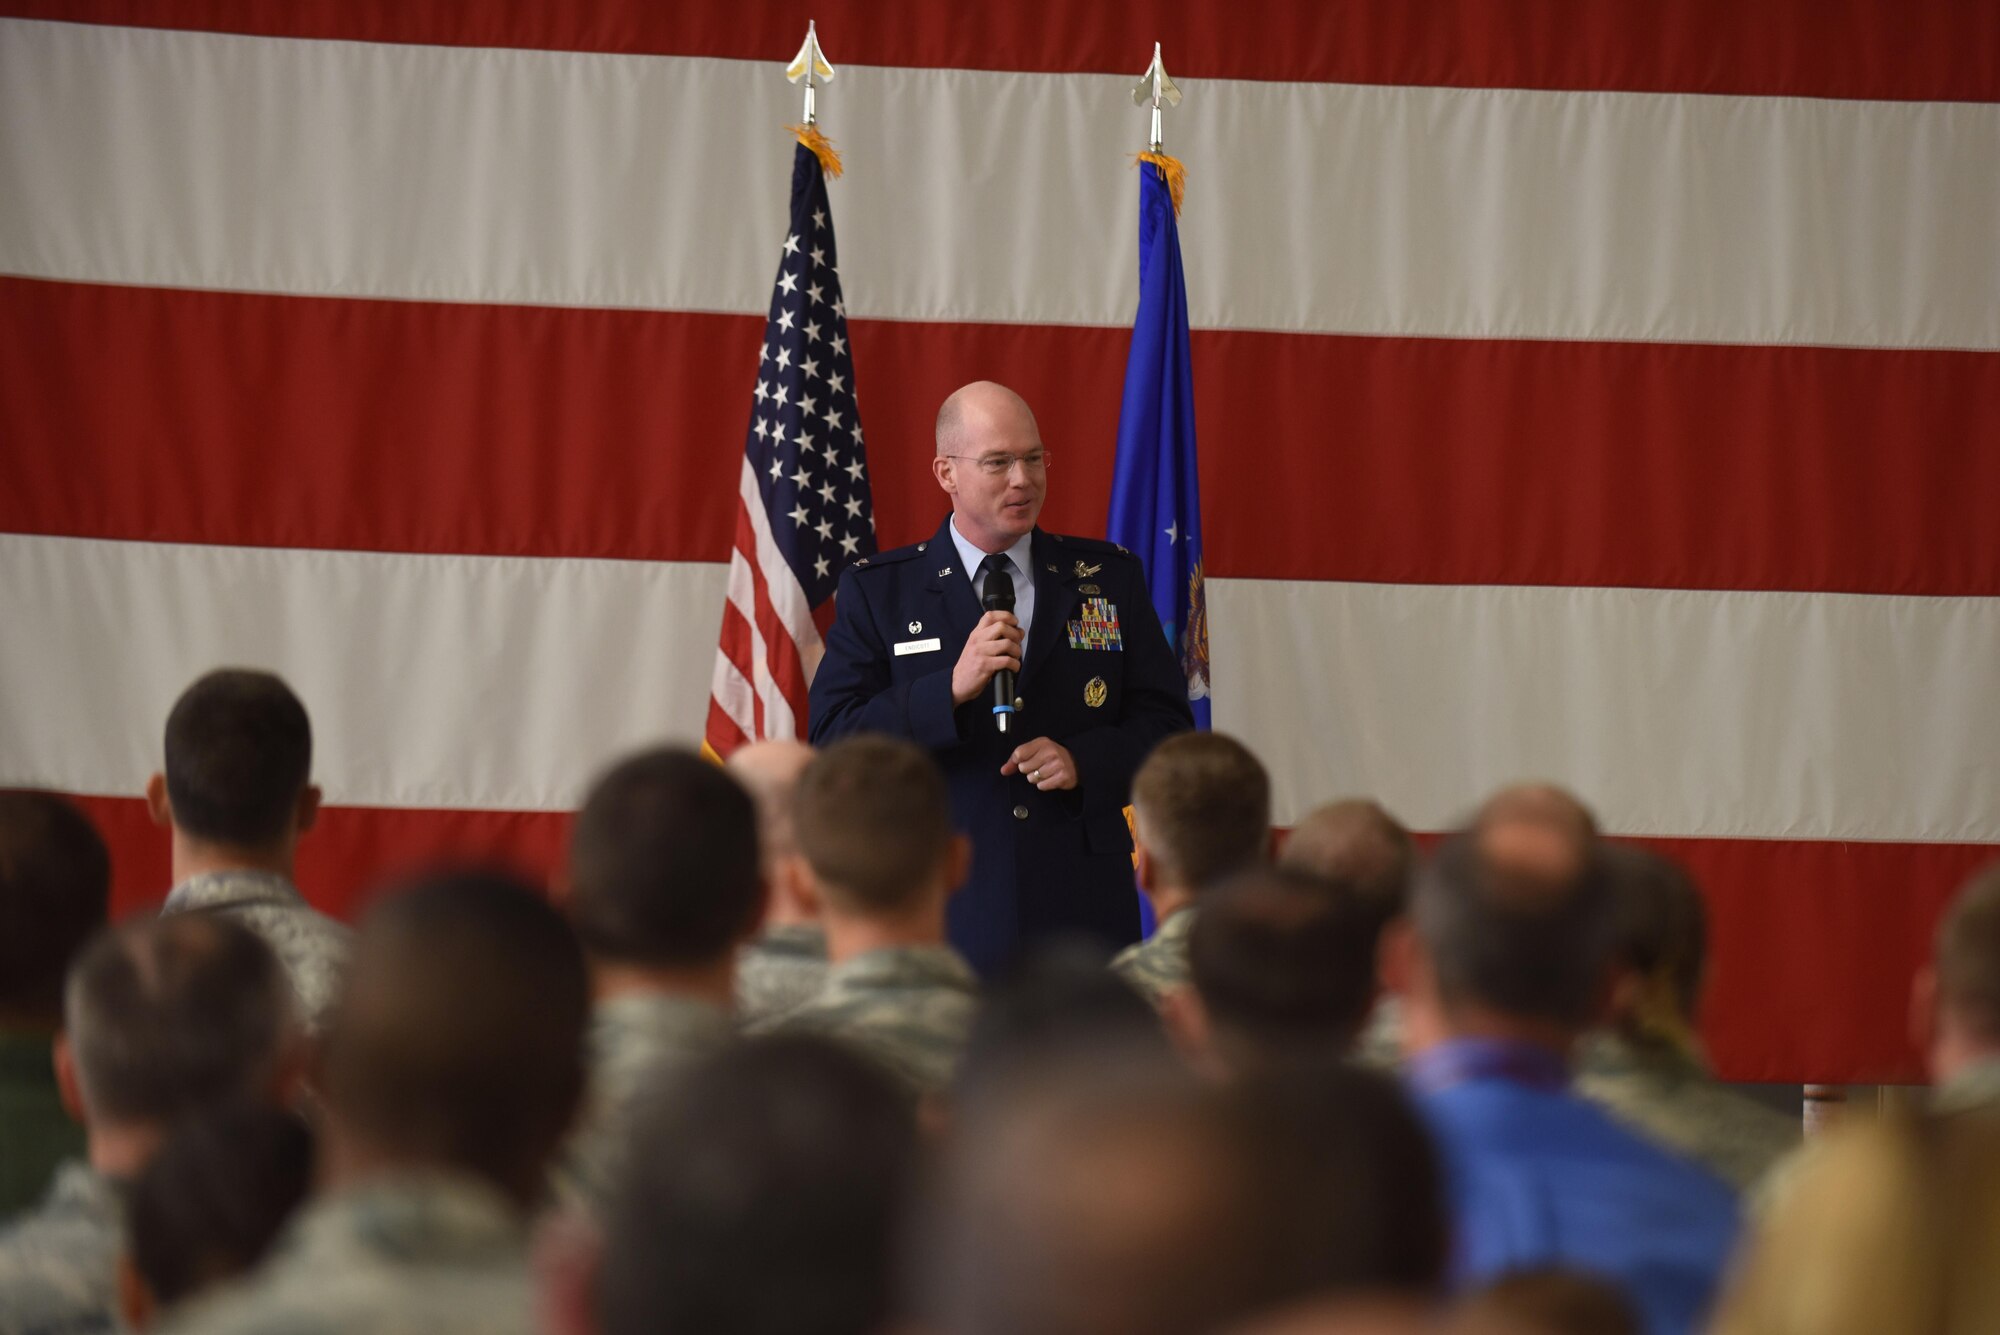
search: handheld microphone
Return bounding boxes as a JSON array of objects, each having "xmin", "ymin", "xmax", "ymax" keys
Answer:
[{"xmin": 981, "ymin": 564, "xmax": 1018, "ymax": 734}]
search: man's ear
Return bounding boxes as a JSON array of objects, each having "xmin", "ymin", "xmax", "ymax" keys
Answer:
[
  {"xmin": 117, "ymin": 1252, "xmax": 157, "ymax": 1333},
  {"xmin": 931, "ymin": 455, "xmax": 956, "ymax": 497},
  {"xmin": 1134, "ymin": 843, "xmax": 1160, "ymax": 896},
  {"xmin": 1910, "ymin": 964, "xmax": 1940, "ymax": 1060},
  {"xmin": 144, "ymin": 773, "xmax": 171, "ymax": 828},
  {"xmin": 1159, "ymin": 986, "xmax": 1221, "ymax": 1078},
  {"xmin": 53, "ymin": 1032, "xmax": 86, "ymax": 1123},
  {"xmin": 295, "ymin": 784, "xmax": 322, "ymax": 836},
  {"xmin": 1377, "ymin": 916, "xmax": 1418, "ymax": 999},
  {"xmin": 943, "ymin": 834, "xmax": 973, "ymax": 896},
  {"xmin": 782, "ymin": 854, "xmax": 822, "ymax": 920}
]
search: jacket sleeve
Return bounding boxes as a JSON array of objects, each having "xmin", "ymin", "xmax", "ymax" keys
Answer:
[
  {"xmin": 807, "ymin": 566, "xmax": 965, "ymax": 751},
  {"xmin": 1058, "ymin": 556, "xmax": 1196, "ymax": 817}
]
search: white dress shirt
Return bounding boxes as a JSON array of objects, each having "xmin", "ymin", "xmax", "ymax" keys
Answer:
[{"xmin": 948, "ymin": 517, "xmax": 1035, "ymax": 648}]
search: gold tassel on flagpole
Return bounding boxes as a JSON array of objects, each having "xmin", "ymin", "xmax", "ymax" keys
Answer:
[
  {"xmin": 788, "ymin": 124, "xmax": 845, "ymax": 179},
  {"xmin": 1133, "ymin": 150, "xmax": 1185, "ymax": 216}
]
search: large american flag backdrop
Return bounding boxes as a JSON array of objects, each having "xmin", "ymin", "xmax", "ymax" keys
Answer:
[{"xmin": 2, "ymin": 2, "xmax": 1996, "ymax": 1083}]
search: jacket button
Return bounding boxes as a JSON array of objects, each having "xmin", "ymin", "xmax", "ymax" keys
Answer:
[{"xmin": 1013, "ymin": 805, "xmax": 1029, "ymax": 820}]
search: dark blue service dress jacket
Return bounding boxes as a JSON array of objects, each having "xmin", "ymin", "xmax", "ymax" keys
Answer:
[{"xmin": 808, "ymin": 518, "xmax": 1194, "ymax": 974}]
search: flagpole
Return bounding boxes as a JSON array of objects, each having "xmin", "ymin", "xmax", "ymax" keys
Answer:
[{"xmin": 1131, "ymin": 41, "xmax": 1181, "ymax": 154}]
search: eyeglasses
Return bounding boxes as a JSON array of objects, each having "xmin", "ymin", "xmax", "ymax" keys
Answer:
[{"xmin": 942, "ymin": 449, "xmax": 1052, "ymax": 477}]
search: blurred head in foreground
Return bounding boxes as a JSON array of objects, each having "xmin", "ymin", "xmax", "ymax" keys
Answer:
[
  {"xmin": 1443, "ymin": 1268, "xmax": 1643, "ymax": 1335},
  {"xmin": 1913, "ymin": 861, "xmax": 2000, "ymax": 1093},
  {"xmin": 319, "ymin": 869, "xmax": 589, "ymax": 1210},
  {"xmin": 598, "ymin": 1034, "xmax": 919, "ymax": 1335},
  {"xmin": 1710, "ymin": 1112, "xmax": 2000, "ymax": 1335}
]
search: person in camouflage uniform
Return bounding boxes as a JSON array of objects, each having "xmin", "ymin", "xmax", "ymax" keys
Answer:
[
  {"xmin": 726, "ymin": 741, "xmax": 830, "ymax": 1027},
  {"xmin": 1111, "ymin": 733, "xmax": 1271, "ymax": 1006},
  {"xmin": 1276, "ymin": 798, "xmax": 1420, "ymax": 1068},
  {"xmin": 146, "ymin": 670, "xmax": 351, "ymax": 1033},
  {"xmin": 0, "ymin": 914, "xmax": 298, "ymax": 1335},
  {"xmin": 1573, "ymin": 844, "xmax": 1798, "ymax": 1192},
  {"xmin": 163, "ymin": 871, "xmax": 588, "ymax": 1335},
  {"xmin": 555, "ymin": 749, "xmax": 763, "ymax": 1209},
  {"xmin": 0, "ymin": 792, "xmax": 109, "ymax": 1220},
  {"xmin": 765, "ymin": 737, "xmax": 979, "ymax": 1097}
]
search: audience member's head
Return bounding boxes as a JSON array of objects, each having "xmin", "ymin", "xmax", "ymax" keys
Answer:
[
  {"xmin": 793, "ymin": 735, "xmax": 966, "ymax": 924},
  {"xmin": 118, "ymin": 1102, "xmax": 314, "ymax": 1330},
  {"xmin": 922, "ymin": 1055, "xmax": 1289, "ymax": 1335},
  {"xmin": 1396, "ymin": 830, "xmax": 1617, "ymax": 1052},
  {"xmin": 957, "ymin": 941, "xmax": 1170, "ymax": 1101},
  {"xmin": 568, "ymin": 747, "xmax": 765, "ymax": 974},
  {"xmin": 1178, "ymin": 866, "xmax": 1380, "ymax": 1076},
  {"xmin": 598, "ymin": 1034, "xmax": 920, "ymax": 1335},
  {"xmin": 1915, "ymin": 861, "xmax": 2000, "ymax": 1086},
  {"xmin": 726, "ymin": 739, "xmax": 819, "ymax": 924},
  {"xmin": 147, "ymin": 669, "xmax": 319, "ymax": 858},
  {"xmin": 1445, "ymin": 1268, "xmax": 1643, "ymax": 1335},
  {"xmin": 1471, "ymin": 783, "xmax": 1597, "ymax": 880},
  {"xmin": 1599, "ymin": 844, "xmax": 1708, "ymax": 1060},
  {"xmin": 0, "ymin": 789, "xmax": 111, "ymax": 1026},
  {"xmin": 1232, "ymin": 1061, "xmax": 1451, "ymax": 1311},
  {"xmin": 317, "ymin": 869, "xmax": 589, "ymax": 1210},
  {"xmin": 59, "ymin": 914, "xmax": 299, "ymax": 1149},
  {"xmin": 1278, "ymin": 798, "xmax": 1416, "ymax": 940},
  {"xmin": 1710, "ymin": 1112, "xmax": 2000, "ymax": 1335},
  {"xmin": 1130, "ymin": 732, "xmax": 1272, "ymax": 912}
]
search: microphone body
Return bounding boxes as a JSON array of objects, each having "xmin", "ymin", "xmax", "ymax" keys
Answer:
[{"xmin": 981, "ymin": 565, "xmax": 1018, "ymax": 733}]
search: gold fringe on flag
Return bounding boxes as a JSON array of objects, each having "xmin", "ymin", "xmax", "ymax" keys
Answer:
[
  {"xmin": 1132, "ymin": 150, "xmax": 1186, "ymax": 216},
  {"xmin": 789, "ymin": 123, "xmax": 845, "ymax": 178}
]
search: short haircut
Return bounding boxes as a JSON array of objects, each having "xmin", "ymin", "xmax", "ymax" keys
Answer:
[
  {"xmin": 600, "ymin": 1034, "xmax": 919, "ymax": 1335},
  {"xmin": 163, "ymin": 669, "xmax": 313, "ymax": 848},
  {"xmin": 568, "ymin": 747, "xmax": 763, "ymax": 968},
  {"xmin": 1130, "ymin": 732, "xmax": 1271, "ymax": 892},
  {"xmin": 1188, "ymin": 866, "xmax": 1380, "ymax": 1066},
  {"xmin": 320, "ymin": 869, "xmax": 588, "ymax": 1208},
  {"xmin": 957, "ymin": 943, "xmax": 1171, "ymax": 1101},
  {"xmin": 1413, "ymin": 833, "xmax": 1618, "ymax": 1028},
  {"xmin": 0, "ymin": 790, "xmax": 111, "ymax": 1020},
  {"xmin": 65, "ymin": 914, "xmax": 294, "ymax": 1126},
  {"xmin": 1602, "ymin": 843, "xmax": 1708, "ymax": 1038},
  {"xmin": 126, "ymin": 1102, "xmax": 314, "ymax": 1310},
  {"xmin": 1936, "ymin": 862, "xmax": 2000, "ymax": 1042},
  {"xmin": 1278, "ymin": 797, "xmax": 1415, "ymax": 937},
  {"xmin": 726, "ymin": 741, "xmax": 815, "ymax": 874},
  {"xmin": 794, "ymin": 735, "xmax": 952, "ymax": 914},
  {"xmin": 922, "ymin": 1058, "xmax": 1286, "ymax": 1335},
  {"xmin": 1232, "ymin": 1061, "xmax": 1450, "ymax": 1301}
]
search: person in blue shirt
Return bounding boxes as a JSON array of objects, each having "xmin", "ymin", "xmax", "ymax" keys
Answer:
[{"xmin": 1381, "ymin": 787, "xmax": 1740, "ymax": 1335}]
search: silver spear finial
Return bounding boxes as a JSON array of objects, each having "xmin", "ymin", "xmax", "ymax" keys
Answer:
[
  {"xmin": 787, "ymin": 20, "xmax": 837, "ymax": 127},
  {"xmin": 1130, "ymin": 41, "xmax": 1181, "ymax": 152}
]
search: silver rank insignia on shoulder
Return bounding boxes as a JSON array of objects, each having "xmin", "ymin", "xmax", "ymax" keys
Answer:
[
  {"xmin": 1084, "ymin": 676, "xmax": 1108, "ymax": 708},
  {"xmin": 1073, "ymin": 559, "xmax": 1103, "ymax": 580},
  {"xmin": 908, "ymin": 620, "xmax": 922, "ymax": 634}
]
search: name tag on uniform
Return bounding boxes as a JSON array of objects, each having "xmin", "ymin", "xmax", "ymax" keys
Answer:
[
  {"xmin": 895, "ymin": 638, "xmax": 942, "ymax": 656},
  {"xmin": 1067, "ymin": 598, "xmax": 1123, "ymax": 651}
]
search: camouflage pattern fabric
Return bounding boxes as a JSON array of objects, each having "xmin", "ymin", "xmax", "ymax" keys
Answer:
[
  {"xmin": 555, "ymin": 992, "xmax": 731, "ymax": 1210},
  {"xmin": 1573, "ymin": 1031, "xmax": 1799, "ymax": 1192},
  {"xmin": 160, "ymin": 872, "xmax": 351, "ymax": 1035},
  {"xmin": 1933, "ymin": 1054, "xmax": 2000, "ymax": 1118},
  {"xmin": 766, "ymin": 945, "xmax": 978, "ymax": 1096},
  {"xmin": 157, "ymin": 1173, "xmax": 533, "ymax": 1335},
  {"xmin": 1354, "ymin": 996, "xmax": 1406, "ymax": 1070},
  {"xmin": 0, "ymin": 1160, "xmax": 122, "ymax": 1335},
  {"xmin": 733, "ymin": 923, "xmax": 829, "ymax": 1028},
  {"xmin": 1110, "ymin": 906, "xmax": 1196, "ymax": 1006}
]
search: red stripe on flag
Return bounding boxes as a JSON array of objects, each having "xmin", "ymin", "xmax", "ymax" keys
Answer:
[
  {"xmin": 730, "ymin": 502, "xmax": 812, "ymax": 737},
  {"xmin": 714, "ymin": 579, "xmax": 765, "ymax": 740},
  {"xmin": 7, "ymin": 277, "xmax": 1998, "ymax": 596},
  {"xmin": 7, "ymin": 1, "xmax": 1997, "ymax": 102},
  {"xmin": 58, "ymin": 793, "xmax": 1991, "ymax": 1083}
]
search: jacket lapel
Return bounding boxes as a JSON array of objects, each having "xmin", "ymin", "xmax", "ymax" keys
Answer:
[
  {"xmin": 924, "ymin": 517, "xmax": 983, "ymax": 648},
  {"xmin": 1022, "ymin": 529, "xmax": 1078, "ymax": 683}
]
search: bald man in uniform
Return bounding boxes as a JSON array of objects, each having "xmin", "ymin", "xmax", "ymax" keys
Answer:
[{"xmin": 809, "ymin": 381, "xmax": 1192, "ymax": 974}]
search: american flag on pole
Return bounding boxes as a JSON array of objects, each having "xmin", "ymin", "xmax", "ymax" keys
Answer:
[{"xmin": 704, "ymin": 136, "xmax": 876, "ymax": 758}]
